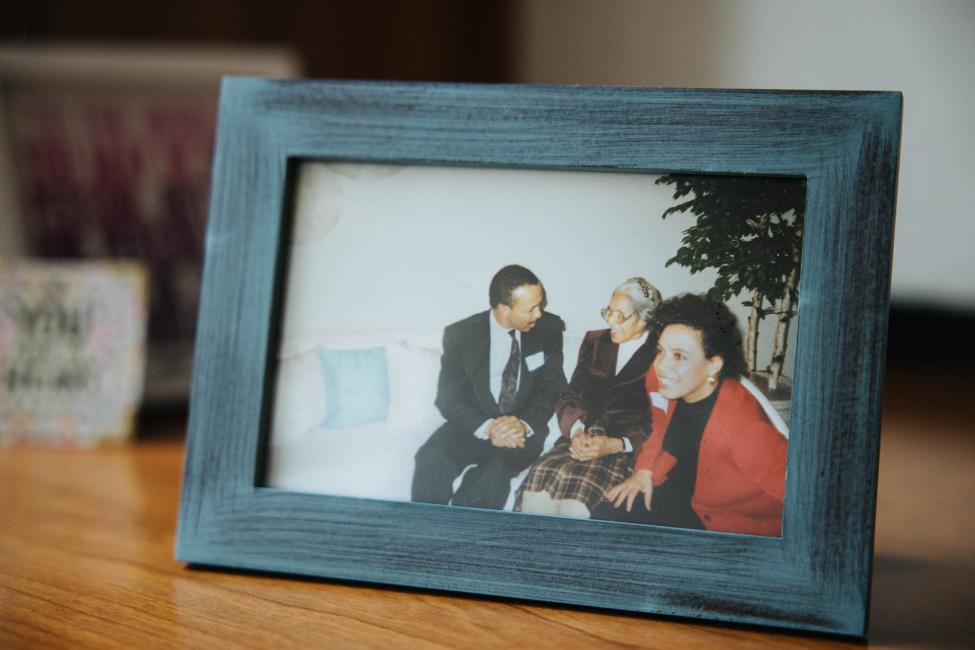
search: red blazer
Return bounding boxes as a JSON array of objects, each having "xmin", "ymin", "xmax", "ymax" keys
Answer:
[{"xmin": 635, "ymin": 370, "xmax": 787, "ymax": 536}]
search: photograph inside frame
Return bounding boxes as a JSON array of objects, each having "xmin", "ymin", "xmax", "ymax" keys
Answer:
[{"xmin": 266, "ymin": 161, "xmax": 805, "ymax": 537}]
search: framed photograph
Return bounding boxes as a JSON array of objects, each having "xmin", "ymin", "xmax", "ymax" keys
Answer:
[{"xmin": 176, "ymin": 78, "xmax": 900, "ymax": 636}]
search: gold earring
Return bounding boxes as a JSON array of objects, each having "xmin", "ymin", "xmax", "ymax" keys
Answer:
[{"xmin": 707, "ymin": 375, "xmax": 717, "ymax": 386}]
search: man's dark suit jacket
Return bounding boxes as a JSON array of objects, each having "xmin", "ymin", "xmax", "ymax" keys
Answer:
[{"xmin": 434, "ymin": 310, "xmax": 568, "ymax": 453}]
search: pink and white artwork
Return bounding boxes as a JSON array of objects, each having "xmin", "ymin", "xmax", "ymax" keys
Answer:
[{"xmin": 0, "ymin": 260, "xmax": 147, "ymax": 446}]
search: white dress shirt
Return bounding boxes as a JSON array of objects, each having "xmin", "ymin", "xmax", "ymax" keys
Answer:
[
  {"xmin": 488, "ymin": 311, "xmax": 521, "ymax": 404},
  {"xmin": 473, "ymin": 312, "xmax": 534, "ymax": 440}
]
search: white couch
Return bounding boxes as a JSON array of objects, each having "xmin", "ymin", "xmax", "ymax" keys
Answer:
[{"xmin": 265, "ymin": 329, "xmax": 787, "ymax": 510}]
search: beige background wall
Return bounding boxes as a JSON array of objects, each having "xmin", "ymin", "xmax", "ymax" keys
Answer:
[{"xmin": 513, "ymin": 0, "xmax": 975, "ymax": 310}]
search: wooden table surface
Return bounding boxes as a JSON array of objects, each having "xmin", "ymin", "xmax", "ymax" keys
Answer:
[{"xmin": 2, "ymin": 366, "xmax": 973, "ymax": 649}]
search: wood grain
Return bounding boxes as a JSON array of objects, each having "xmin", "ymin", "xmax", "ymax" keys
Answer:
[{"xmin": 2, "ymin": 367, "xmax": 972, "ymax": 648}]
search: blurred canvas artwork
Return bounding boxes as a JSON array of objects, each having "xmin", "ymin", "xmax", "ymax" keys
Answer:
[
  {"xmin": 0, "ymin": 260, "xmax": 147, "ymax": 446},
  {"xmin": 0, "ymin": 44, "xmax": 301, "ymax": 406}
]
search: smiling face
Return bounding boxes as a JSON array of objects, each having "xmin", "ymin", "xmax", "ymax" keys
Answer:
[
  {"xmin": 494, "ymin": 283, "xmax": 545, "ymax": 333},
  {"xmin": 605, "ymin": 292, "xmax": 647, "ymax": 344},
  {"xmin": 654, "ymin": 324, "xmax": 724, "ymax": 403}
]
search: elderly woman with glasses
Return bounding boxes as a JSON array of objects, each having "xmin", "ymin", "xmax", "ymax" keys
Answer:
[{"xmin": 515, "ymin": 277, "xmax": 662, "ymax": 518}]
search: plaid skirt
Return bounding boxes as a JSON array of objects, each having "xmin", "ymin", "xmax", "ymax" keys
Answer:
[{"xmin": 514, "ymin": 438, "xmax": 634, "ymax": 512}]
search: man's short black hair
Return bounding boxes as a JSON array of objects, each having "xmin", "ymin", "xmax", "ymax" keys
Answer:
[{"xmin": 489, "ymin": 264, "xmax": 543, "ymax": 308}]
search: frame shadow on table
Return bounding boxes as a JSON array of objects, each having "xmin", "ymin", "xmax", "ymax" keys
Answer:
[{"xmin": 869, "ymin": 555, "xmax": 975, "ymax": 647}]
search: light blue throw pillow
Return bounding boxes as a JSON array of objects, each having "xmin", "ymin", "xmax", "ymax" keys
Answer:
[{"xmin": 318, "ymin": 346, "xmax": 390, "ymax": 428}]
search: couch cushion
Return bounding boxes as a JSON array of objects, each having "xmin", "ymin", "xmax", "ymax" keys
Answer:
[
  {"xmin": 387, "ymin": 340, "xmax": 445, "ymax": 432},
  {"xmin": 319, "ymin": 346, "xmax": 390, "ymax": 428}
]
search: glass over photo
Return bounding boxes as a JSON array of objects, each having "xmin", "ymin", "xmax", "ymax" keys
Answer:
[{"xmin": 265, "ymin": 162, "xmax": 804, "ymax": 537}]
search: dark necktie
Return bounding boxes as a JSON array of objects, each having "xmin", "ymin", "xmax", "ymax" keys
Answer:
[{"xmin": 498, "ymin": 329, "xmax": 520, "ymax": 414}]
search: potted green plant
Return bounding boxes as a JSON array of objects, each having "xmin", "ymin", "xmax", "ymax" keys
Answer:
[{"xmin": 656, "ymin": 174, "xmax": 805, "ymax": 419}]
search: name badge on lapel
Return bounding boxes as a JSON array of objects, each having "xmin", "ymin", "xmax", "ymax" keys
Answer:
[{"xmin": 525, "ymin": 351, "xmax": 545, "ymax": 372}]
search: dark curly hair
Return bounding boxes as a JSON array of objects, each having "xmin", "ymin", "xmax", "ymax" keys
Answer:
[
  {"xmin": 489, "ymin": 264, "xmax": 544, "ymax": 308},
  {"xmin": 652, "ymin": 293, "xmax": 748, "ymax": 379}
]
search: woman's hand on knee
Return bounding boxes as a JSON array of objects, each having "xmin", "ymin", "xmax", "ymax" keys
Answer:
[{"xmin": 605, "ymin": 469, "xmax": 653, "ymax": 512}]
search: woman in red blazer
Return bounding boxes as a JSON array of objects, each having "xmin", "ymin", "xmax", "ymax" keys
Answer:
[{"xmin": 603, "ymin": 294, "xmax": 787, "ymax": 536}]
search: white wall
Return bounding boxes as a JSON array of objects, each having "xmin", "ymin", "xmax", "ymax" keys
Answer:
[
  {"xmin": 513, "ymin": 0, "xmax": 975, "ymax": 310},
  {"xmin": 280, "ymin": 163, "xmax": 799, "ymax": 379}
]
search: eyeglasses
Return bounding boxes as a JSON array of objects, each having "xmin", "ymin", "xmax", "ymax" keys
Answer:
[{"xmin": 600, "ymin": 307, "xmax": 637, "ymax": 325}]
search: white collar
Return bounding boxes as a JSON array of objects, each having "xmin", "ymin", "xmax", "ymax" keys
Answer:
[
  {"xmin": 616, "ymin": 330, "xmax": 649, "ymax": 374},
  {"xmin": 618, "ymin": 329, "xmax": 649, "ymax": 351},
  {"xmin": 490, "ymin": 310, "xmax": 521, "ymax": 345}
]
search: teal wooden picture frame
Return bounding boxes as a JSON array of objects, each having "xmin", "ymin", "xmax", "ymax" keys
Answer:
[{"xmin": 176, "ymin": 78, "xmax": 901, "ymax": 637}]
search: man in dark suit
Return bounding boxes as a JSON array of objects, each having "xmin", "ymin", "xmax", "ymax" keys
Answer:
[{"xmin": 411, "ymin": 264, "xmax": 567, "ymax": 510}]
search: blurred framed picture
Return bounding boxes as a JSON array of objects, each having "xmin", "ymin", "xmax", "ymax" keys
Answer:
[
  {"xmin": 0, "ymin": 259, "xmax": 147, "ymax": 446},
  {"xmin": 176, "ymin": 79, "xmax": 900, "ymax": 636},
  {"xmin": 0, "ymin": 44, "xmax": 301, "ymax": 407}
]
